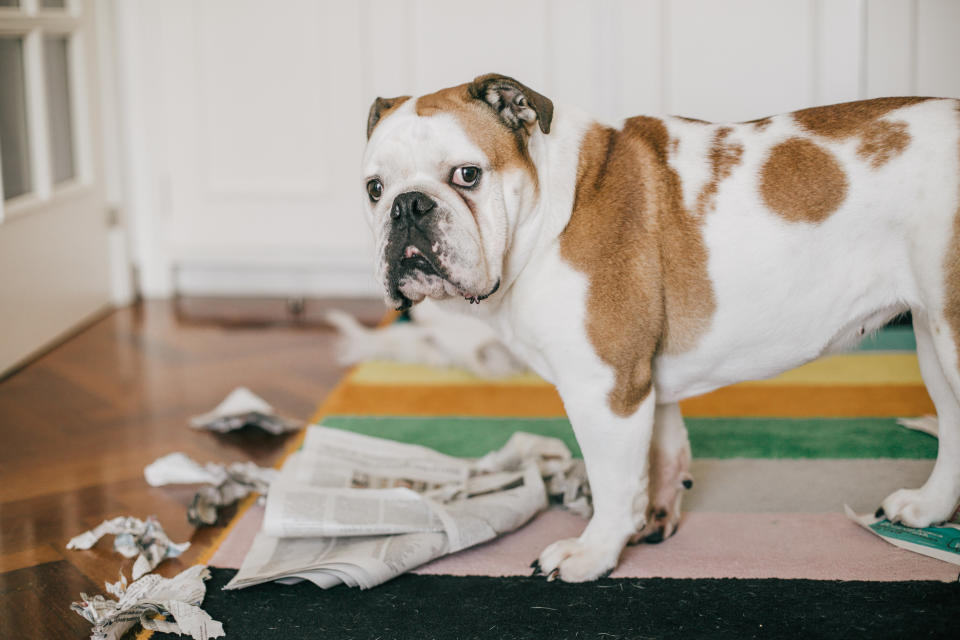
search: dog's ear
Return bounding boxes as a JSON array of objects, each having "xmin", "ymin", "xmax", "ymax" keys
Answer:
[
  {"xmin": 467, "ymin": 74, "xmax": 554, "ymax": 135},
  {"xmin": 367, "ymin": 96, "xmax": 410, "ymax": 139}
]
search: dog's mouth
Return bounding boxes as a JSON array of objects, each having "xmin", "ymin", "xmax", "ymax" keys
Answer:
[
  {"xmin": 390, "ymin": 245, "xmax": 499, "ymax": 310},
  {"xmin": 401, "ymin": 246, "xmax": 440, "ymax": 277}
]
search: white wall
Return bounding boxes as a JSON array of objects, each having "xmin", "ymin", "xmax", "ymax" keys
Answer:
[{"xmin": 113, "ymin": 0, "xmax": 960, "ymax": 299}]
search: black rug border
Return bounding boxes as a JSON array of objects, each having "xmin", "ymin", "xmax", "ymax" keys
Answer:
[{"xmin": 143, "ymin": 568, "xmax": 960, "ymax": 640}]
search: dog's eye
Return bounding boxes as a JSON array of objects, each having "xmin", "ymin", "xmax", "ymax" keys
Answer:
[
  {"xmin": 451, "ymin": 165, "xmax": 481, "ymax": 188},
  {"xmin": 366, "ymin": 179, "xmax": 383, "ymax": 202}
]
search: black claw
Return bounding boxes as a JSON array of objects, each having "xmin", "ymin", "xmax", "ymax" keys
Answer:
[
  {"xmin": 682, "ymin": 478, "xmax": 694, "ymax": 489},
  {"xmin": 599, "ymin": 568, "xmax": 614, "ymax": 579},
  {"xmin": 530, "ymin": 559, "xmax": 542, "ymax": 576},
  {"xmin": 645, "ymin": 528, "xmax": 665, "ymax": 544},
  {"xmin": 875, "ymin": 507, "xmax": 886, "ymax": 519}
]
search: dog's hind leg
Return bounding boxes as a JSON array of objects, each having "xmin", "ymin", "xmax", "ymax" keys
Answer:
[
  {"xmin": 630, "ymin": 402, "xmax": 693, "ymax": 544},
  {"xmin": 880, "ymin": 309, "xmax": 960, "ymax": 526}
]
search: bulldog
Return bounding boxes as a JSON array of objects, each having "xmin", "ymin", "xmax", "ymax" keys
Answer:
[{"xmin": 361, "ymin": 73, "xmax": 960, "ymax": 582}]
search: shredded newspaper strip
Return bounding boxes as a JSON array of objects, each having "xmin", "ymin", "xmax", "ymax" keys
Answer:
[
  {"xmin": 145, "ymin": 452, "xmax": 277, "ymax": 526},
  {"xmin": 896, "ymin": 415, "xmax": 939, "ymax": 438},
  {"xmin": 71, "ymin": 564, "xmax": 224, "ymax": 640},
  {"xmin": 850, "ymin": 419, "xmax": 960, "ymax": 564},
  {"xmin": 225, "ymin": 426, "xmax": 590, "ymax": 590},
  {"xmin": 844, "ymin": 505, "xmax": 960, "ymax": 565},
  {"xmin": 67, "ymin": 516, "xmax": 190, "ymax": 580},
  {"xmin": 190, "ymin": 387, "xmax": 301, "ymax": 435}
]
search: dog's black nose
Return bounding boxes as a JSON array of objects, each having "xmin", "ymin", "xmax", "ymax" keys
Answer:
[{"xmin": 391, "ymin": 191, "xmax": 436, "ymax": 220}]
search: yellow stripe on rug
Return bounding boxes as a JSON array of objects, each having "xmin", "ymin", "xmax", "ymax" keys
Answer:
[{"xmin": 348, "ymin": 353, "xmax": 923, "ymax": 387}]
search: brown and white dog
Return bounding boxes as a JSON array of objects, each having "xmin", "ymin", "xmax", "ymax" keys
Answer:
[{"xmin": 361, "ymin": 73, "xmax": 960, "ymax": 582}]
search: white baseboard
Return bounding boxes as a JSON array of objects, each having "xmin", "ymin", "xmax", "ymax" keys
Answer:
[{"xmin": 173, "ymin": 259, "xmax": 380, "ymax": 297}]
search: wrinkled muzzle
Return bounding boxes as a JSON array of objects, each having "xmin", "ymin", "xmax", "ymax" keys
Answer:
[{"xmin": 378, "ymin": 190, "xmax": 496, "ymax": 310}]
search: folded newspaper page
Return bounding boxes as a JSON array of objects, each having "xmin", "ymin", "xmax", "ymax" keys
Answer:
[
  {"xmin": 191, "ymin": 387, "xmax": 301, "ymax": 435},
  {"xmin": 896, "ymin": 415, "xmax": 939, "ymax": 438},
  {"xmin": 67, "ymin": 516, "xmax": 190, "ymax": 580},
  {"xmin": 145, "ymin": 452, "xmax": 277, "ymax": 526},
  {"xmin": 71, "ymin": 564, "xmax": 224, "ymax": 640},
  {"xmin": 225, "ymin": 426, "xmax": 585, "ymax": 590},
  {"xmin": 844, "ymin": 505, "xmax": 960, "ymax": 566}
]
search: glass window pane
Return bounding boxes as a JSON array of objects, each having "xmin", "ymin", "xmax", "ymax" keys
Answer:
[
  {"xmin": 0, "ymin": 37, "xmax": 32, "ymax": 200},
  {"xmin": 41, "ymin": 0, "xmax": 66, "ymax": 8},
  {"xmin": 44, "ymin": 35, "xmax": 75, "ymax": 185}
]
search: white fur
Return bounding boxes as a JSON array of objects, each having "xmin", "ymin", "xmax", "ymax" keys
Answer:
[{"xmin": 363, "ymin": 91, "xmax": 960, "ymax": 582}]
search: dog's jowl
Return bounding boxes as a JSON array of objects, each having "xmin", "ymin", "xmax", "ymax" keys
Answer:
[{"xmin": 362, "ymin": 73, "xmax": 960, "ymax": 582}]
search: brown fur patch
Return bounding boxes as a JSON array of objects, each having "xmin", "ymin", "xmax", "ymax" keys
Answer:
[
  {"xmin": 760, "ymin": 138, "xmax": 849, "ymax": 223},
  {"xmin": 675, "ymin": 116, "xmax": 709, "ymax": 124},
  {"xmin": 415, "ymin": 85, "xmax": 538, "ymax": 185},
  {"xmin": 793, "ymin": 97, "xmax": 927, "ymax": 138},
  {"xmin": 560, "ymin": 118, "xmax": 716, "ymax": 416},
  {"xmin": 695, "ymin": 127, "xmax": 744, "ymax": 216},
  {"xmin": 945, "ymin": 106, "xmax": 960, "ymax": 369},
  {"xmin": 857, "ymin": 120, "xmax": 911, "ymax": 168},
  {"xmin": 748, "ymin": 117, "xmax": 773, "ymax": 131},
  {"xmin": 792, "ymin": 98, "xmax": 927, "ymax": 169},
  {"xmin": 367, "ymin": 96, "xmax": 410, "ymax": 139}
]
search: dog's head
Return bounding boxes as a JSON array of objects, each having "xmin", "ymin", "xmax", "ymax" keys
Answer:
[{"xmin": 362, "ymin": 74, "xmax": 553, "ymax": 310}]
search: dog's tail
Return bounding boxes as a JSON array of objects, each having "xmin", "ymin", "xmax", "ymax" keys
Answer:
[
  {"xmin": 325, "ymin": 308, "xmax": 453, "ymax": 367},
  {"xmin": 325, "ymin": 307, "xmax": 526, "ymax": 377}
]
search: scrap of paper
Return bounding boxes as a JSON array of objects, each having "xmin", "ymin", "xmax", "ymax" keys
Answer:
[
  {"xmin": 190, "ymin": 387, "xmax": 301, "ymax": 435},
  {"xmin": 896, "ymin": 415, "xmax": 939, "ymax": 438},
  {"xmin": 845, "ymin": 505, "xmax": 960, "ymax": 566},
  {"xmin": 67, "ymin": 516, "xmax": 190, "ymax": 579},
  {"xmin": 145, "ymin": 452, "xmax": 277, "ymax": 526},
  {"xmin": 71, "ymin": 564, "xmax": 224, "ymax": 640}
]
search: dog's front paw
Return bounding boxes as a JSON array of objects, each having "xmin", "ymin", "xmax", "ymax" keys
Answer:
[
  {"xmin": 880, "ymin": 487, "xmax": 957, "ymax": 528},
  {"xmin": 534, "ymin": 537, "xmax": 622, "ymax": 583}
]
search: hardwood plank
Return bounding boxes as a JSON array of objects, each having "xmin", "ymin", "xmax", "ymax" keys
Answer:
[
  {"xmin": 0, "ymin": 546, "xmax": 61, "ymax": 573},
  {"xmin": 0, "ymin": 561, "xmax": 101, "ymax": 640}
]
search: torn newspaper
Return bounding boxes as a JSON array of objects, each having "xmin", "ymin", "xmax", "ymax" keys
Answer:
[
  {"xmin": 71, "ymin": 564, "xmax": 224, "ymax": 640},
  {"xmin": 896, "ymin": 415, "xmax": 939, "ymax": 438},
  {"xmin": 845, "ymin": 505, "xmax": 960, "ymax": 565},
  {"xmin": 225, "ymin": 427, "xmax": 588, "ymax": 590},
  {"xmin": 145, "ymin": 452, "xmax": 277, "ymax": 526},
  {"xmin": 191, "ymin": 387, "xmax": 301, "ymax": 435},
  {"xmin": 67, "ymin": 516, "xmax": 190, "ymax": 580}
]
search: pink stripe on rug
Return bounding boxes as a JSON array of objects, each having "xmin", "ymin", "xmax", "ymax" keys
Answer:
[
  {"xmin": 417, "ymin": 511, "xmax": 959, "ymax": 582},
  {"xmin": 209, "ymin": 507, "xmax": 959, "ymax": 582},
  {"xmin": 209, "ymin": 504, "xmax": 265, "ymax": 569}
]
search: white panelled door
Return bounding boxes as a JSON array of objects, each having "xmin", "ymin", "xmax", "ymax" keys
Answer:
[{"xmin": 0, "ymin": 0, "xmax": 109, "ymax": 375}]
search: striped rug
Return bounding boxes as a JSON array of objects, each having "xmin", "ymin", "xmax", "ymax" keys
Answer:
[{"xmin": 154, "ymin": 324, "xmax": 960, "ymax": 639}]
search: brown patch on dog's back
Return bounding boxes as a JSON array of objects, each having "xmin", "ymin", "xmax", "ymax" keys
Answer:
[
  {"xmin": 416, "ymin": 85, "xmax": 537, "ymax": 184},
  {"xmin": 560, "ymin": 118, "xmax": 716, "ymax": 416},
  {"xmin": 760, "ymin": 138, "xmax": 848, "ymax": 223},
  {"xmin": 675, "ymin": 116, "xmax": 710, "ymax": 125},
  {"xmin": 857, "ymin": 120, "xmax": 911, "ymax": 168},
  {"xmin": 792, "ymin": 98, "xmax": 928, "ymax": 169},
  {"xmin": 793, "ymin": 97, "xmax": 927, "ymax": 138},
  {"xmin": 696, "ymin": 127, "xmax": 744, "ymax": 216}
]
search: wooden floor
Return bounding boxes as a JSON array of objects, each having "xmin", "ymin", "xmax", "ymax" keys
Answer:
[{"xmin": 0, "ymin": 298, "xmax": 384, "ymax": 639}]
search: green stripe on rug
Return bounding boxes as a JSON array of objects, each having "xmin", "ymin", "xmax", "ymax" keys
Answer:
[
  {"xmin": 320, "ymin": 416, "xmax": 937, "ymax": 459},
  {"xmin": 857, "ymin": 326, "xmax": 916, "ymax": 351}
]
